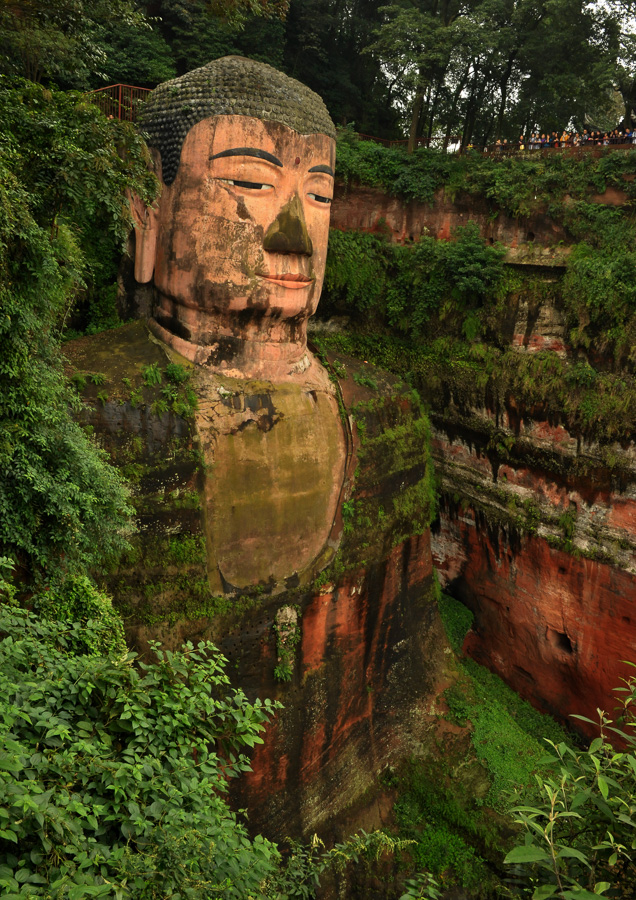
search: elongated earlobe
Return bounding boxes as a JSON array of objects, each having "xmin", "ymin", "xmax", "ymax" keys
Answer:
[{"xmin": 129, "ymin": 191, "xmax": 161, "ymax": 283}]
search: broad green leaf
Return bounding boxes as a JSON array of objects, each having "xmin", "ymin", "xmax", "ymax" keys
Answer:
[
  {"xmin": 505, "ymin": 845, "xmax": 550, "ymax": 864},
  {"xmin": 532, "ymin": 886, "xmax": 557, "ymax": 900},
  {"xmin": 556, "ymin": 846, "xmax": 591, "ymax": 866},
  {"xmin": 562, "ymin": 891, "xmax": 608, "ymax": 900}
]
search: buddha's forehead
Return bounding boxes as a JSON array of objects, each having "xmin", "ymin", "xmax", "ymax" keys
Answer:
[{"xmin": 179, "ymin": 115, "xmax": 336, "ymax": 170}]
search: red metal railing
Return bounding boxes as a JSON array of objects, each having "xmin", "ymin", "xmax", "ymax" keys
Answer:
[{"xmin": 89, "ymin": 84, "xmax": 151, "ymax": 122}]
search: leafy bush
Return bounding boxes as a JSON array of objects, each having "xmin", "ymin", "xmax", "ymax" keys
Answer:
[
  {"xmin": 505, "ymin": 667, "xmax": 636, "ymax": 898},
  {"xmin": 324, "ymin": 224, "xmax": 506, "ymax": 337},
  {"xmin": 0, "ymin": 78, "xmax": 156, "ymax": 580},
  {"xmin": 0, "ymin": 605, "xmax": 282, "ymax": 899},
  {"xmin": 30, "ymin": 574, "xmax": 125, "ymax": 656},
  {"xmin": 335, "ymin": 133, "xmax": 636, "ymax": 216}
]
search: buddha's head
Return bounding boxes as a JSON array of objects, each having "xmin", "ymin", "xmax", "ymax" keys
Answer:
[{"xmin": 132, "ymin": 56, "xmax": 336, "ymax": 379}]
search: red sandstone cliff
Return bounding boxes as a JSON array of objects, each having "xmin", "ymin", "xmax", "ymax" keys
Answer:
[{"xmin": 330, "ymin": 182, "xmax": 636, "ymax": 738}]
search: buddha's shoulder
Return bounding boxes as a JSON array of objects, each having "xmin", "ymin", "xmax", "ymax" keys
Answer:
[{"xmin": 64, "ymin": 321, "xmax": 177, "ymax": 399}]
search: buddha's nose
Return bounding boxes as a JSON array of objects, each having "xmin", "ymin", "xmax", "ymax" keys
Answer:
[{"xmin": 263, "ymin": 193, "xmax": 313, "ymax": 256}]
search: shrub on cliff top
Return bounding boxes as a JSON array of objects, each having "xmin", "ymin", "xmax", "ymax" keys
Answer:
[{"xmin": 335, "ymin": 133, "xmax": 636, "ymax": 216}]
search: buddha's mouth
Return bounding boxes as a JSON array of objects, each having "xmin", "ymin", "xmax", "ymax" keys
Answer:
[{"xmin": 258, "ymin": 273, "xmax": 314, "ymax": 289}]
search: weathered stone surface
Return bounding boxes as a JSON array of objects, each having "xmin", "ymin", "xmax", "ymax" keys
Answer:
[
  {"xmin": 66, "ymin": 326, "xmax": 441, "ymax": 836},
  {"xmin": 435, "ymin": 503, "xmax": 636, "ymax": 735},
  {"xmin": 429, "ymin": 409, "xmax": 636, "ymax": 736},
  {"xmin": 330, "ymin": 179, "xmax": 631, "ymax": 249},
  {"xmin": 240, "ymin": 532, "xmax": 443, "ymax": 838},
  {"xmin": 193, "ymin": 367, "xmax": 346, "ymax": 591},
  {"xmin": 131, "ymin": 115, "xmax": 336, "ymax": 382},
  {"xmin": 330, "ymin": 183, "xmax": 571, "ymax": 249}
]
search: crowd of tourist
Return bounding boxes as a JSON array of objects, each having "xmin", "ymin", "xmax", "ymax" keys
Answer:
[{"xmin": 491, "ymin": 127, "xmax": 636, "ymax": 150}]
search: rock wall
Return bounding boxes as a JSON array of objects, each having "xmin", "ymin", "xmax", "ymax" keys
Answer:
[
  {"xmin": 331, "ymin": 183, "xmax": 571, "ymax": 254},
  {"xmin": 429, "ymin": 414, "xmax": 636, "ymax": 734},
  {"xmin": 65, "ymin": 322, "xmax": 444, "ymax": 838},
  {"xmin": 330, "ymin": 181, "xmax": 636, "ymax": 736}
]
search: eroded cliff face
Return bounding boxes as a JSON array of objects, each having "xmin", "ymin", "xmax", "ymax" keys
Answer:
[
  {"xmin": 65, "ymin": 322, "xmax": 444, "ymax": 838},
  {"xmin": 429, "ymin": 417, "xmax": 636, "ymax": 734},
  {"xmin": 419, "ymin": 282, "xmax": 636, "ymax": 735},
  {"xmin": 329, "ymin": 181, "xmax": 636, "ymax": 736},
  {"xmin": 331, "ymin": 182, "xmax": 571, "ymax": 254}
]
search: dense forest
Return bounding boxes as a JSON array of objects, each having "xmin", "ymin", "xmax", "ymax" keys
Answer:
[
  {"xmin": 2, "ymin": 0, "xmax": 636, "ymax": 146},
  {"xmin": 2, "ymin": 1, "xmax": 636, "ymax": 898}
]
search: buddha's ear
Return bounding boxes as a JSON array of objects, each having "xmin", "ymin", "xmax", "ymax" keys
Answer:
[{"xmin": 129, "ymin": 190, "xmax": 161, "ymax": 284}]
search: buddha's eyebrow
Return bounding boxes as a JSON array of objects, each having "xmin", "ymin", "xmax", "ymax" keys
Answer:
[
  {"xmin": 210, "ymin": 147, "xmax": 283, "ymax": 167},
  {"xmin": 308, "ymin": 164, "xmax": 334, "ymax": 176}
]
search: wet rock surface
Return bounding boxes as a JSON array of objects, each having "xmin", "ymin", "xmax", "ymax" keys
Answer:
[{"xmin": 65, "ymin": 323, "xmax": 443, "ymax": 838}]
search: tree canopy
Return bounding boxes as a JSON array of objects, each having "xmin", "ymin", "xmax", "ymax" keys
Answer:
[{"xmin": 2, "ymin": 0, "xmax": 633, "ymax": 142}]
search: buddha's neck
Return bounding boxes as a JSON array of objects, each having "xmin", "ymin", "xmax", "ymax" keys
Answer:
[{"xmin": 149, "ymin": 296, "xmax": 322, "ymax": 384}]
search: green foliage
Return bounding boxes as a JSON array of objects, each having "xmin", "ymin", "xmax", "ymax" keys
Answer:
[
  {"xmin": 0, "ymin": 0, "xmax": 147, "ymax": 87},
  {"xmin": 438, "ymin": 596, "xmax": 571, "ymax": 810},
  {"xmin": 353, "ymin": 371, "xmax": 378, "ymax": 389},
  {"xmin": 505, "ymin": 666, "xmax": 636, "ymax": 898},
  {"xmin": 0, "ymin": 0, "xmax": 289, "ymax": 89},
  {"xmin": 32, "ymin": 574, "xmax": 126, "ymax": 656},
  {"xmin": 393, "ymin": 759, "xmax": 498, "ymax": 896},
  {"xmin": 0, "ymin": 79, "xmax": 156, "ymax": 580},
  {"xmin": 437, "ymin": 589, "xmax": 473, "ymax": 653},
  {"xmin": 560, "ymin": 203, "xmax": 636, "ymax": 364},
  {"xmin": 391, "ymin": 594, "xmax": 573, "ymax": 896},
  {"xmin": 142, "ymin": 363, "xmax": 162, "ymax": 387},
  {"xmin": 335, "ymin": 137, "xmax": 636, "ymax": 217},
  {"xmin": 324, "ymin": 224, "xmax": 506, "ymax": 337},
  {"xmin": 0, "ymin": 605, "xmax": 283, "ymax": 898},
  {"xmin": 324, "ymin": 228, "xmax": 392, "ymax": 314},
  {"xmin": 317, "ymin": 330, "xmax": 636, "ymax": 444},
  {"xmin": 269, "ymin": 830, "xmax": 419, "ymax": 899},
  {"xmin": 399, "ymin": 871, "xmax": 442, "ymax": 900},
  {"xmin": 164, "ymin": 362, "xmax": 191, "ymax": 384},
  {"xmin": 273, "ymin": 606, "xmax": 301, "ymax": 683}
]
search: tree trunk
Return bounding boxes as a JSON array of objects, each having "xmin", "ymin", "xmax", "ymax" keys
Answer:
[
  {"xmin": 408, "ymin": 84, "xmax": 425, "ymax": 153},
  {"xmin": 445, "ymin": 64, "xmax": 470, "ymax": 150}
]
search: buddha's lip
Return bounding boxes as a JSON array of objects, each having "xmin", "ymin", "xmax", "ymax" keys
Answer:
[{"xmin": 258, "ymin": 273, "xmax": 314, "ymax": 288}]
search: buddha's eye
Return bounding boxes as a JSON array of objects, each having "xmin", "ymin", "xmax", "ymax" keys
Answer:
[
  {"xmin": 218, "ymin": 178, "xmax": 272, "ymax": 191},
  {"xmin": 308, "ymin": 192, "xmax": 332, "ymax": 204}
]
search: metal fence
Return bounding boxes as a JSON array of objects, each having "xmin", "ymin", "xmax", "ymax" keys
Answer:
[{"xmin": 89, "ymin": 84, "xmax": 151, "ymax": 122}]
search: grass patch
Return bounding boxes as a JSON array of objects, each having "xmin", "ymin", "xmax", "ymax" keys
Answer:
[{"xmin": 392, "ymin": 593, "xmax": 572, "ymax": 896}]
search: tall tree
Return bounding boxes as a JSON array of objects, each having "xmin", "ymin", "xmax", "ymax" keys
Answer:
[
  {"xmin": 282, "ymin": 0, "xmax": 402, "ymax": 137},
  {"xmin": 368, "ymin": 0, "xmax": 621, "ymax": 147}
]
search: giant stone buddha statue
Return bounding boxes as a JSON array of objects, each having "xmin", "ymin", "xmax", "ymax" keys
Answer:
[{"xmin": 130, "ymin": 57, "xmax": 346, "ymax": 593}]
